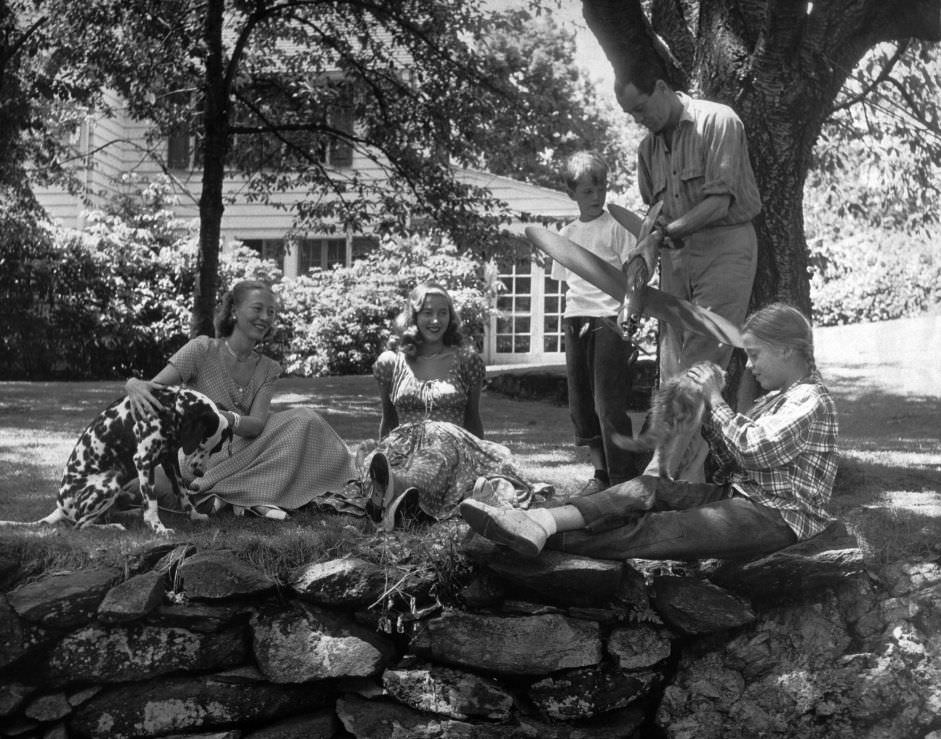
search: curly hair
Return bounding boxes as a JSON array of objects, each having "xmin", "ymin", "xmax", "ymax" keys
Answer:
[
  {"xmin": 390, "ymin": 282, "xmax": 464, "ymax": 357},
  {"xmin": 214, "ymin": 280, "xmax": 275, "ymax": 338}
]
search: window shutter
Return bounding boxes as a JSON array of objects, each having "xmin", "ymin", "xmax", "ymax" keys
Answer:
[
  {"xmin": 167, "ymin": 132, "xmax": 191, "ymax": 170},
  {"xmin": 329, "ymin": 105, "xmax": 354, "ymax": 167}
]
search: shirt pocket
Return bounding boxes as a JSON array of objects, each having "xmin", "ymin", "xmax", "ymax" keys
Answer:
[{"xmin": 680, "ymin": 163, "xmax": 704, "ymax": 187}]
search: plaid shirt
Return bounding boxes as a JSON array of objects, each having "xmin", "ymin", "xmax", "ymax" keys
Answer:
[{"xmin": 702, "ymin": 372, "xmax": 838, "ymax": 539}]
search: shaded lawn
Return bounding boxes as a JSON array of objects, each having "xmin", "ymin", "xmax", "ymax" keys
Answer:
[
  {"xmin": 0, "ymin": 375, "xmax": 593, "ymax": 580},
  {"xmin": 0, "ymin": 375, "xmax": 589, "ymax": 522},
  {"xmin": 1, "ymin": 344, "xmax": 940, "ymax": 574}
]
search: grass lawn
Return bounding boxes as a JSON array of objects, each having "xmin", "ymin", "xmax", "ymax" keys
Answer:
[
  {"xmin": 1, "ymin": 314, "xmax": 940, "ymax": 580},
  {"xmin": 0, "ymin": 373, "xmax": 595, "ymax": 581}
]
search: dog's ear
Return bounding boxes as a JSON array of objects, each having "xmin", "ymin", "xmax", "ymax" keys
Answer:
[
  {"xmin": 210, "ymin": 422, "xmax": 233, "ymax": 454},
  {"xmin": 179, "ymin": 407, "xmax": 220, "ymax": 454}
]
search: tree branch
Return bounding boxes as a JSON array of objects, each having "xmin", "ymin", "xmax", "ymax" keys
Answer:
[
  {"xmin": 829, "ymin": 41, "xmax": 908, "ymax": 115},
  {"xmin": 581, "ymin": 0, "xmax": 687, "ymax": 89}
]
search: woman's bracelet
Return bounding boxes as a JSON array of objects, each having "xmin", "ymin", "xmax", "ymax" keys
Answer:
[{"xmin": 230, "ymin": 412, "xmax": 241, "ymax": 432}]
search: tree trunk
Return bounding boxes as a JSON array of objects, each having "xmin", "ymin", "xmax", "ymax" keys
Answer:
[
  {"xmin": 191, "ymin": 0, "xmax": 227, "ymax": 338},
  {"xmin": 582, "ymin": 0, "xmax": 941, "ymax": 316}
]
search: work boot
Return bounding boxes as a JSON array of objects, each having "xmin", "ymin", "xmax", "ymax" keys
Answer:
[{"xmin": 459, "ymin": 499, "xmax": 549, "ymax": 557}]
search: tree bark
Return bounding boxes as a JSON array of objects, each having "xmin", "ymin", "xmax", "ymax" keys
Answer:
[
  {"xmin": 192, "ymin": 0, "xmax": 227, "ymax": 338},
  {"xmin": 582, "ymin": 0, "xmax": 941, "ymax": 316}
]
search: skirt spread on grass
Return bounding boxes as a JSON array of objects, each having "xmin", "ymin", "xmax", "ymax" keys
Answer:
[{"xmin": 190, "ymin": 407, "xmax": 357, "ymax": 510}]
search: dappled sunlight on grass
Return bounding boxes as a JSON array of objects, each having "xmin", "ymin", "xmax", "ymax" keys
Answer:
[{"xmin": 3, "ymin": 333, "xmax": 940, "ymax": 576}]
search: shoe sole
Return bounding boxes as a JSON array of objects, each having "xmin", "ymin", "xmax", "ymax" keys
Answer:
[{"xmin": 460, "ymin": 501, "xmax": 543, "ymax": 557}]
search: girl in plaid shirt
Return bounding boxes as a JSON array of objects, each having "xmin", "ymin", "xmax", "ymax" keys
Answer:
[{"xmin": 461, "ymin": 303, "xmax": 838, "ymax": 560}]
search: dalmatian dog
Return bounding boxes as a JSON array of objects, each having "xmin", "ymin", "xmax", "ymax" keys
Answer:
[{"xmin": 35, "ymin": 386, "xmax": 231, "ymax": 535}]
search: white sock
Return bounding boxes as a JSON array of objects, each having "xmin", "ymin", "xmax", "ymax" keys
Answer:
[{"xmin": 528, "ymin": 507, "xmax": 558, "ymax": 536}]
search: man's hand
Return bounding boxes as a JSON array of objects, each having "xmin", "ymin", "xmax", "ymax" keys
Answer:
[
  {"xmin": 654, "ymin": 216, "xmax": 684, "ymax": 250},
  {"xmin": 126, "ymin": 377, "xmax": 166, "ymax": 420},
  {"xmin": 622, "ymin": 254, "xmax": 650, "ymax": 292}
]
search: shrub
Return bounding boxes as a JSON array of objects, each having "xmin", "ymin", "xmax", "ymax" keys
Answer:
[
  {"xmin": 1, "ymin": 183, "xmax": 496, "ymax": 379},
  {"xmin": 0, "ymin": 180, "xmax": 282, "ymax": 379},
  {"xmin": 806, "ymin": 210, "xmax": 941, "ymax": 325},
  {"xmin": 276, "ymin": 233, "xmax": 498, "ymax": 376}
]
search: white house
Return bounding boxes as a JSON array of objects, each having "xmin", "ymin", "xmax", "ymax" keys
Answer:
[{"xmin": 34, "ymin": 98, "xmax": 580, "ymax": 365}]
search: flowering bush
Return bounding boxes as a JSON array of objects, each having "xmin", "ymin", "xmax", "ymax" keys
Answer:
[
  {"xmin": 276, "ymin": 234, "xmax": 498, "ymax": 376},
  {"xmin": 1, "ymin": 187, "xmax": 496, "ymax": 378}
]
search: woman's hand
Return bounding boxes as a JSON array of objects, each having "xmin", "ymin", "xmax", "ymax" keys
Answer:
[{"xmin": 126, "ymin": 377, "xmax": 166, "ymax": 420}]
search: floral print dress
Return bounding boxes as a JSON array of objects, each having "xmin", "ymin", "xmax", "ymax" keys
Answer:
[{"xmin": 365, "ymin": 347, "xmax": 533, "ymax": 521}]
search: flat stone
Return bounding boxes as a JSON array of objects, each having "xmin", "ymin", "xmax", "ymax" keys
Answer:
[
  {"xmin": 410, "ymin": 609, "xmax": 602, "ymax": 675},
  {"xmin": 515, "ymin": 705, "xmax": 647, "ymax": 738},
  {"xmin": 151, "ymin": 603, "xmax": 248, "ymax": 633},
  {"xmin": 67, "ymin": 686, "xmax": 101, "ymax": 707},
  {"xmin": 459, "ymin": 574, "xmax": 505, "ymax": 609},
  {"xmin": 6, "ymin": 567, "xmax": 122, "ymax": 628},
  {"xmin": 463, "ymin": 535, "xmax": 630, "ymax": 608},
  {"xmin": 69, "ymin": 668, "xmax": 331, "ymax": 739},
  {"xmin": 152, "ymin": 543, "xmax": 198, "ymax": 573},
  {"xmin": 651, "ymin": 576, "xmax": 755, "ymax": 635},
  {"xmin": 177, "ymin": 551, "xmax": 276, "ymax": 601},
  {"xmin": 46, "ymin": 623, "xmax": 248, "ymax": 684},
  {"xmin": 97, "ymin": 570, "xmax": 168, "ymax": 623},
  {"xmin": 289, "ymin": 557, "xmax": 394, "ymax": 608},
  {"xmin": 125, "ymin": 543, "xmax": 188, "ymax": 575},
  {"xmin": 252, "ymin": 601, "xmax": 395, "ymax": 682},
  {"xmin": 1, "ymin": 716, "xmax": 38, "ymax": 736},
  {"xmin": 382, "ymin": 660, "xmax": 514, "ymax": 720},
  {"xmin": 528, "ymin": 665, "xmax": 661, "ymax": 720},
  {"xmin": 606, "ymin": 624, "xmax": 674, "ymax": 670},
  {"xmin": 41, "ymin": 723, "xmax": 68, "ymax": 739},
  {"xmin": 0, "ymin": 683, "xmax": 34, "ymax": 717},
  {"xmin": 23, "ymin": 691, "xmax": 71, "ymax": 721},
  {"xmin": 242, "ymin": 709, "xmax": 339, "ymax": 738},
  {"xmin": 699, "ymin": 522, "xmax": 865, "ymax": 607},
  {"xmin": 336, "ymin": 694, "xmax": 511, "ymax": 739}
]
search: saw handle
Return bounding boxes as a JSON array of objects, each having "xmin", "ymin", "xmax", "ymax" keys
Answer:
[{"xmin": 653, "ymin": 221, "xmax": 685, "ymax": 250}]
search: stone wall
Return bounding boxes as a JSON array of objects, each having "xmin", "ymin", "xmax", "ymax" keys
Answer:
[{"xmin": 1, "ymin": 526, "xmax": 939, "ymax": 739}]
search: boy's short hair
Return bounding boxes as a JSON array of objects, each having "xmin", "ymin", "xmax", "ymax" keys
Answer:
[{"xmin": 562, "ymin": 150, "xmax": 608, "ymax": 191}]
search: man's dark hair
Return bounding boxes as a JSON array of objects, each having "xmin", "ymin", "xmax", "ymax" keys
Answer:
[{"xmin": 614, "ymin": 65, "xmax": 664, "ymax": 97}]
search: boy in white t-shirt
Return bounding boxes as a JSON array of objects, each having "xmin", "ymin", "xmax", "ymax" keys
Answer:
[{"xmin": 552, "ymin": 151, "xmax": 644, "ymax": 496}]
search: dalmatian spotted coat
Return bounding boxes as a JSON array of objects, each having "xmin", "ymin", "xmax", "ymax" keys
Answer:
[{"xmin": 37, "ymin": 386, "xmax": 232, "ymax": 534}]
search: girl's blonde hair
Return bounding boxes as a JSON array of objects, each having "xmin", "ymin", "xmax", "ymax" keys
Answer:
[
  {"xmin": 743, "ymin": 302, "xmax": 816, "ymax": 373},
  {"xmin": 214, "ymin": 280, "xmax": 275, "ymax": 338},
  {"xmin": 391, "ymin": 282, "xmax": 464, "ymax": 357}
]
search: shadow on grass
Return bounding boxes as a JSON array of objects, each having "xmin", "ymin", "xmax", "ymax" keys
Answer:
[{"xmin": 2, "ymin": 375, "xmax": 939, "ymax": 572}]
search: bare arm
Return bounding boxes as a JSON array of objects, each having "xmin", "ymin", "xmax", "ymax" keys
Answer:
[
  {"xmin": 663, "ymin": 194, "xmax": 732, "ymax": 240},
  {"xmin": 234, "ymin": 383, "xmax": 274, "ymax": 439},
  {"xmin": 378, "ymin": 385, "xmax": 398, "ymax": 439}
]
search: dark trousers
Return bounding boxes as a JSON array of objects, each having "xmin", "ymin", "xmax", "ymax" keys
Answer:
[
  {"xmin": 564, "ymin": 316, "xmax": 642, "ymax": 485},
  {"xmin": 549, "ymin": 475, "xmax": 797, "ymax": 561}
]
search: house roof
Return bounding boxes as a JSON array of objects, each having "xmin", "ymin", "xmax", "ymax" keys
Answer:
[{"xmin": 456, "ymin": 168, "xmax": 579, "ymax": 232}]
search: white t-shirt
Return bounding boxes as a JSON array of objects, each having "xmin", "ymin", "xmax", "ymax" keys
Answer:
[{"xmin": 551, "ymin": 209, "xmax": 636, "ymax": 317}]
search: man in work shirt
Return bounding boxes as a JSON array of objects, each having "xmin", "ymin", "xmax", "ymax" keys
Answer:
[{"xmin": 616, "ymin": 68, "xmax": 762, "ymax": 481}]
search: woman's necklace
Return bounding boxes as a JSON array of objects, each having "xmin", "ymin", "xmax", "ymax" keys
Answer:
[
  {"xmin": 224, "ymin": 339, "xmax": 255, "ymax": 362},
  {"xmin": 223, "ymin": 339, "xmax": 258, "ymax": 395}
]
